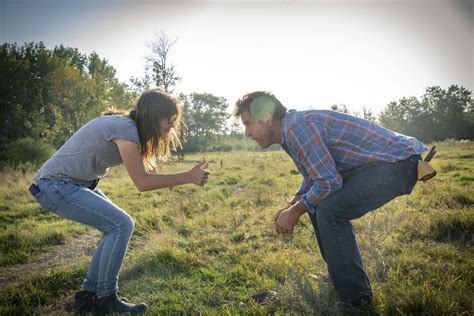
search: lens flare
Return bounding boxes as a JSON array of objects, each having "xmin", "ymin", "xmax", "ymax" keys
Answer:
[{"xmin": 250, "ymin": 96, "xmax": 277, "ymax": 121}]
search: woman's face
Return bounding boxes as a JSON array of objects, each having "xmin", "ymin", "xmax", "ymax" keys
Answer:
[{"xmin": 159, "ymin": 116, "xmax": 175, "ymax": 137}]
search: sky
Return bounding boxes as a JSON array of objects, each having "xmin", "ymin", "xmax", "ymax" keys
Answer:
[{"xmin": 1, "ymin": 0, "xmax": 473, "ymax": 115}]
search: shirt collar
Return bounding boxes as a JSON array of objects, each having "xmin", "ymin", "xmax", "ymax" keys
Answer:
[
  {"xmin": 280, "ymin": 111, "xmax": 293, "ymax": 155},
  {"xmin": 281, "ymin": 110, "xmax": 297, "ymax": 145},
  {"xmin": 280, "ymin": 111, "xmax": 288, "ymax": 146}
]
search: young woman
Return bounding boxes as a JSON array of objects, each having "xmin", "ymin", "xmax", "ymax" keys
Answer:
[{"xmin": 30, "ymin": 88, "xmax": 210, "ymax": 315}]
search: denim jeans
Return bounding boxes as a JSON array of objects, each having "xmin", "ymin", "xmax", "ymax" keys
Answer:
[
  {"xmin": 32, "ymin": 178, "xmax": 134, "ymax": 296},
  {"xmin": 307, "ymin": 155, "xmax": 420, "ymax": 306}
]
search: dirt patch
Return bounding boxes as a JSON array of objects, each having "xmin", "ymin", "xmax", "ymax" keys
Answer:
[{"xmin": 0, "ymin": 230, "xmax": 101, "ymax": 289}]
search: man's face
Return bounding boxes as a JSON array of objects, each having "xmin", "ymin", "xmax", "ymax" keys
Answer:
[{"xmin": 240, "ymin": 110, "xmax": 273, "ymax": 148}]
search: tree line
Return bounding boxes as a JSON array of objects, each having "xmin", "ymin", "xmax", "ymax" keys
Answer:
[
  {"xmin": 1, "ymin": 40, "xmax": 472, "ymax": 167},
  {"xmin": 0, "ymin": 39, "xmax": 235, "ymax": 166},
  {"xmin": 379, "ymin": 85, "xmax": 473, "ymax": 142},
  {"xmin": 332, "ymin": 85, "xmax": 473, "ymax": 143}
]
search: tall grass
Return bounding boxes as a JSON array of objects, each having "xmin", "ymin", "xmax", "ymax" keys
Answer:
[{"xmin": 0, "ymin": 141, "xmax": 472, "ymax": 314}]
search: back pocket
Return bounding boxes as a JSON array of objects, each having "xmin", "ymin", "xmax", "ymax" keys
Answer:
[{"xmin": 33, "ymin": 188, "xmax": 56, "ymax": 212}]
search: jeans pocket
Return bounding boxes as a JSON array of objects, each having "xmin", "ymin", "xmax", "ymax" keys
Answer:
[
  {"xmin": 34, "ymin": 190, "xmax": 56, "ymax": 211},
  {"xmin": 401, "ymin": 159, "xmax": 419, "ymax": 194},
  {"xmin": 49, "ymin": 180, "xmax": 81, "ymax": 203},
  {"xmin": 371, "ymin": 162, "xmax": 405, "ymax": 195}
]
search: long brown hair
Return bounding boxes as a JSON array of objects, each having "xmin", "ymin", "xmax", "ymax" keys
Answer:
[{"xmin": 103, "ymin": 88, "xmax": 182, "ymax": 170}]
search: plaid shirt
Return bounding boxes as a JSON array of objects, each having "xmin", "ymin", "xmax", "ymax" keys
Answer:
[{"xmin": 281, "ymin": 110, "xmax": 426, "ymax": 214}]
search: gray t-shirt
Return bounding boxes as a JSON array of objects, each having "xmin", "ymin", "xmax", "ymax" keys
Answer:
[{"xmin": 34, "ymin": 115, "xmax": 139, "ymax": 186}]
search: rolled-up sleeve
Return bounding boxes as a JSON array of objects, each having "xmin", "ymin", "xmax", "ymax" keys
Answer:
[
  {"xmin": 296, "ymin": 176, "xmax": 314, "ymax": 195},
  {"xmin": 287, "ymin": 122, "xmax": 343, "ymax": 214}
]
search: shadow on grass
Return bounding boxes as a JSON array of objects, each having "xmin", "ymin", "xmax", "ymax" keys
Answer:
[
  {"xmin": 0, "ymin": 265, "xmax": 86, "ymax": 315},
  {"xmin": 0, "ymin": 231, "xmax": 65, "ymax": 267},
  {"xmin": 122, "ymin": 248, "xmax": 199, "ymax": 282},
  {"xmin": 277, "ymin": 268, "xmax": 378, "ymax": 316},
  {"xmin": 429, "ymin": 212, "xmax": 473, "ymax": 245}
]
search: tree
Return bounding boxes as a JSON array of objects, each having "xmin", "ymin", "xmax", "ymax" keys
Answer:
[
  {"xmin": 178, "ymin": 93, "xmax": 230, "ymax": 157},
  {"xmin": 0, "ymin": 42, "xmax": 135, "ymax": 162},
  {"xmin": 362, "ymin": 107, "xmax": 376, "ymax": 122},
  {"xmin": 229, "ymin": 116, "xmax": 244, "ymax": 136},
  {"xmin": 53, "ymin": 45, "xmax": 88, "ymax": 73},
  {"xmin": 331, "ymin": 104, "xmax": 376, "ymax": 122},
  {"xmin": 0, "ymin": 42, "xmax": 53, "ymax": 155},
  {"xmin": 330, "ymin": 104, "xmax": 350, "ymax": 113},
  {"xmin": 87, "ymin": 52, "xmax": 135, "ymax": 111},
  {"xmin": 128, "ymin": 74, "xmax": 152, "ymax": 97},
  {"xmin": 379, "ymin": 85, "xmax": 473, "ymax": 142},
  {"xmin": 145, "ymin": 32, "xmax": 181, "ymax": 92}
]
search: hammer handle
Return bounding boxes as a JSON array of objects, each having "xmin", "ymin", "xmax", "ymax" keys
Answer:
[{"xmin": 424, "ymin": 146, "xmax": 437, "ymax": 162}]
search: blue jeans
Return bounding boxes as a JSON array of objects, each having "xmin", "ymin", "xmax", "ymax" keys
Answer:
[
  {"xmin": 32, "ymin": 178, "xmax": 134, "ymax": 296},
  {"xmin": 308, "ymin": 155, "xmax": 420, "ymax": 306}
]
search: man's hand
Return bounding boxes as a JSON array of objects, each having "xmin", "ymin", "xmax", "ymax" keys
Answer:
[
  {"xmin": 272, "ymin": 207, "xmax": 288, "ymax": 222},
  {"xmin": 274, "ymin": 201, "xmax": 307, "ymax": 235}
]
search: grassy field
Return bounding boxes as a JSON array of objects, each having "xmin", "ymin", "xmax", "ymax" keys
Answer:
[{"xmin": 0, "ymin": 141, "xmax": 473, "ymax": 315}]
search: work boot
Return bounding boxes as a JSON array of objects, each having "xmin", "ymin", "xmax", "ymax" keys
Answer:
[
  {"xmin": 93, "ymin": 292, "xmax": 148, "ymax": 315},
  {"xmin": 73, "ymin": 289, "xmax": 96, "ymax": 313}
]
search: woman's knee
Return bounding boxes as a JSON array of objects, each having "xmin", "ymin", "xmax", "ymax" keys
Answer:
[
  {"xmin": 105, "ymin": 212, "xmax": 134, "ymax": 235},
  {"xmin": 120, "ymin": 213, "xmax": 135, "ymax": 234}
]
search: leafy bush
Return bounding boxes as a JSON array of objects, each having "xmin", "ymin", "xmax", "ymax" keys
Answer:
[{"xmin": 5, "ymin": 138, "xmax": 55, "ymax": 166}]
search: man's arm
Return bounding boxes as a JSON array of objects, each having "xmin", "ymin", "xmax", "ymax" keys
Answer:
[
  {"xmin": 275, "ymin": 121, "xmax": 342, "ymax": 234},
  {"xmin": 288, "ymin": 194, "xmax": 301, "ymax": 205},
  {"xmin": 290, "ymin": 122, "xmax": 342, "ymax": 214},
  {"xmin": 293, "ymin": 176, "xmax": 313, "ymax": 199}
]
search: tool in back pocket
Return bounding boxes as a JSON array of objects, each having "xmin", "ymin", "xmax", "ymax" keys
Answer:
[{"xmin": 417, "ymin": 146, "xmax": 437, "ymax": 181}]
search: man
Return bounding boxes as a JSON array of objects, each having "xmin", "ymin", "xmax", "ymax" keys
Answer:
[{"xmin": 234, "ymin": 91, "xmax": 426, "ymax": 308}]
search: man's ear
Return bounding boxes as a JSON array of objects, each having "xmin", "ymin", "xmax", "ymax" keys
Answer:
[{"xmin": 262, "ymin": 113, "xmax": 273, "ymax": 126}]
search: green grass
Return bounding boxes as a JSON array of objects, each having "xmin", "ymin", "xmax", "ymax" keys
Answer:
[
  {"xmin": 0, "ymin": 141, "xmax": 473, "ymax": 314},
  {"xmin": 0, "ymin": 171, "xmax": 88, "ymax": 267}
]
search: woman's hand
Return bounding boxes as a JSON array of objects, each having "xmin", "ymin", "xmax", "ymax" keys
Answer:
[
  {"xmin": 189, "ymin": 161, "xmax": 210, "ymax": 186},
  {"xmin": 115, "ymin": 139, "xmax": 209, "ymax": 191}
]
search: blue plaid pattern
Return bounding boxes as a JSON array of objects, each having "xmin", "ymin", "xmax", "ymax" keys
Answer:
[{"xmin": 281, "ymin": 110, "xmax": 426, "ymax": 214}]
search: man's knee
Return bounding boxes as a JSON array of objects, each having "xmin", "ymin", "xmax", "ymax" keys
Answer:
[
  {"xmin": 316, "ymin": 197, "xmax": 353, "ymax": 226},
  {"xmin": 315, "ymin": 201, "xmax": 335, "ymax": 224}
]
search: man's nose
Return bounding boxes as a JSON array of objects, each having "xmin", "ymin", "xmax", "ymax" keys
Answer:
[{"xmin": 245, "ymin": 127, "xmax": 251, "ymax": 137}]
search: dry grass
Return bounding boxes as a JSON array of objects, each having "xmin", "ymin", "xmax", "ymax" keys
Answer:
[{"xmin": 0, "ymin": 141, "xmax": 473, "ymax": 314}]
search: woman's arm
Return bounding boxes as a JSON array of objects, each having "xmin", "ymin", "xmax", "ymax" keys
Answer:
[{"xmin": 114, "ymin": 139, "xmax": 209, "ymax": 192}]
